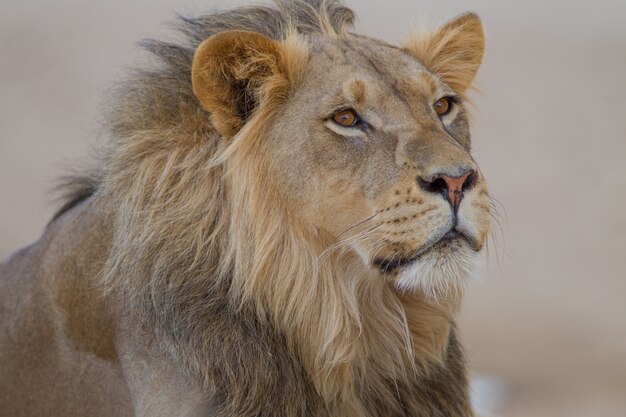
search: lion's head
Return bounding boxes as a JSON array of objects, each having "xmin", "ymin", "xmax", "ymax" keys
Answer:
[
  {"xmin": 90, "ymin": 0, "xmax": 488, "ymax": 410},
  {"xmin": 191, "ymin": 13, "xmax": 488, "ymax": 298}
]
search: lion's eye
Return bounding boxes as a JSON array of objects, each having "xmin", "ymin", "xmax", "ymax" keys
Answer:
[
  {"xmin": 434, "ymin": 97, "xmax": 453, "ymax": 117},
  {"xmin": 332, "ymin": 109, "xmax": 361, "ymax": 127}
]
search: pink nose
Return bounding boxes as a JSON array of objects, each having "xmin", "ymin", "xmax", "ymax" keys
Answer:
[{"xmin": 418, "ymin": 169, "xmax": 476, "ymax": 210}]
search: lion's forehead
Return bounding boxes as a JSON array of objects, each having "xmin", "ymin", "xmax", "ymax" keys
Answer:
[{"xmin": 302, "ymin": 35, "xmax": 439, "ymax": 107}]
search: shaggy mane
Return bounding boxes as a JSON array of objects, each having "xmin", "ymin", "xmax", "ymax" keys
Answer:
[
  {"xmin": 54, "ymin": 0, "xmax": 354, "ymax": 220},
  {"xmin": 55, "ymin": 1, "xmax": 470, "ymax": 416}
]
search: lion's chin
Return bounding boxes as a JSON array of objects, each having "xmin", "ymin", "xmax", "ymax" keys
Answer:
[{"xmin": 391, "ymin": 238, "xmax": 483, "ymax": 299}]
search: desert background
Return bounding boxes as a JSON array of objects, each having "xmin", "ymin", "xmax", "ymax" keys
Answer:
[{"xmin": 1, "ymin": 0, "xmax": 625, "ymax": 416}]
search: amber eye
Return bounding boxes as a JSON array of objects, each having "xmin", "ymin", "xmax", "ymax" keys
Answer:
[
  {"xmin": 332, "ymin": 109, "xmax": 360, "ymax": 127},
  {"xmin": 434, "ymin": 97, "xmax": 452, "ymax": 116}
]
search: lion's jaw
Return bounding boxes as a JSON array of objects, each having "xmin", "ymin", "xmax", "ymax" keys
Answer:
[
  {"xmin": 346, "ymin": 174, "xmax": 490, "ymax": 299},
  {"xmin": 393, "ymin": 239, "xmax": 483, "ymax": 298},
  {"xmin": 346, "ymin": 199, "xmax": 487, "ymax": 299}
]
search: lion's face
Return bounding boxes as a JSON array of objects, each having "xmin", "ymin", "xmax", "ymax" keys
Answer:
[
  {"xmin": 192, "ymin": 14, "xmax": 487, "ymax": 296},
  {"xmin": 266, "ymin": 35, "xmax": 488, "ymax": 293}
]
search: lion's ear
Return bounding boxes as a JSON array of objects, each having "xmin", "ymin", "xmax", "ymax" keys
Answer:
[
  {"xmin": 403, "ymin": 13, "xmax": 485, "ymax": 94},
  {"xmin": 192, "ymin": 30, "xmax": 299, "ymax": 138}
]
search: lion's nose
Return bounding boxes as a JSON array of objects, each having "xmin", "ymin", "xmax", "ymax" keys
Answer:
[{"xmin": 418, "ymin": 168, "xmax": 476, "ymax": 211}]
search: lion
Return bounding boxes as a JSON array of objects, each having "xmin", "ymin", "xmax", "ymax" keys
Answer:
[{"xmin": 0, "ymin": 1, "xmax": 489, "ymax": 416}]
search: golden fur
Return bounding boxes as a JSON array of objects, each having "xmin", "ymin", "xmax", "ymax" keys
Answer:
[
  {"xmin": 1, "ymin": 1, "xmax": 490, "ymax": 416},
  {"xmin": 404, "ymin": 13, "xmax": 485, "ymax": 97}
]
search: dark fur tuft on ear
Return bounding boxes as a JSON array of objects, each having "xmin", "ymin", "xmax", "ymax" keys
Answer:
[{"xmin": 192, "ymin": 30, "xmax": 308, "ymax": 137}]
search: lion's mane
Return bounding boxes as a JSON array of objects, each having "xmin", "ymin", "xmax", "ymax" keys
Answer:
[{"xmin": 57, "ymin": 1, "xmax": 470, "ymax": 415}]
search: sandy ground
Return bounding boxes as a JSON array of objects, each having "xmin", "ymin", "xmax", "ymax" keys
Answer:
[{"xmin": 1, "ymin": 1, "xmax": 625, "ymax": 416}]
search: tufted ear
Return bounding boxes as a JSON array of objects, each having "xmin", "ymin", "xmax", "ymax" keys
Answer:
[
  {"xmin": 404, "ymin": 13, "xmax": 485, "ymax": 95},
  {"xmin": 192, "ymin": 30, "xmax": 303, "ymax": 138}
]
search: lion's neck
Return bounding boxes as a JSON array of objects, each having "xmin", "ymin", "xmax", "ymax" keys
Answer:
[
  {"xmin": 287, "ymin": 256, "xmax": 460, "ymax": 416},
  {"xmin": 232, "ymin": 223, "xmax": 458, "ymax": 410}
]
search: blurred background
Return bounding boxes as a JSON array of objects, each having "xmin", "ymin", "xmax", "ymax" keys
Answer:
[{"xmin": 1, "ymin": 0, "xmax": 625, "ymax": 416}]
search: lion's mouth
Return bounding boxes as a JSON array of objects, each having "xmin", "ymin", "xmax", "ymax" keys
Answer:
[{"xmin": 372, "ymin": 229, "xmax": 475, "ymax": 274}]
